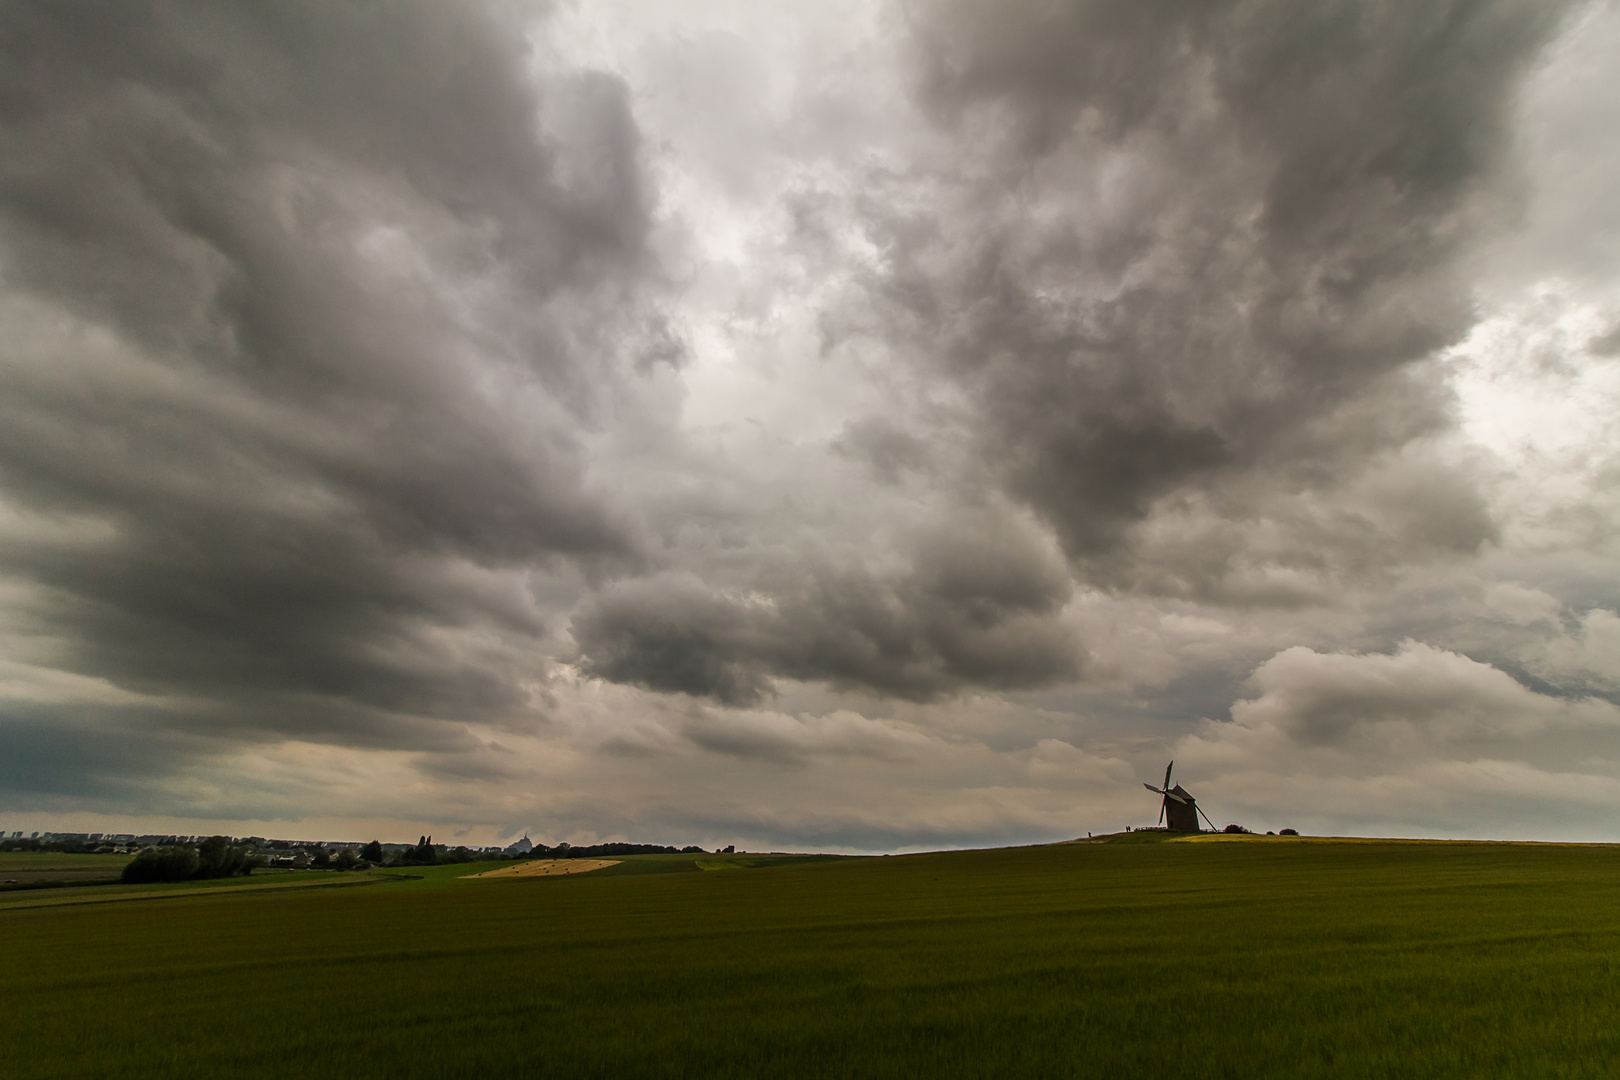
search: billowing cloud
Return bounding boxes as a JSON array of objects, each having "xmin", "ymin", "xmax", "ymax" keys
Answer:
[
  {"xmin": 0, "ymin": 1, "xmax": 653, "ymax": 754},
  {"xmin": 567, "ymin": 0, "xmax": 1574, "ymax": 695},
  {"xmin": 572, "ymin": 507, "xmax": 1078, "ymax": 703},
  {"xmin": 1229, "ymin": 640, "xmax": 1619, "ymax": 750},
  {"xmin": 856, "ymin": 0, "xmax": 1560, "ymax": 587},
  {"xmin": 1175, "ymin": 641, "xmax": 1620, "ymax": 838}
]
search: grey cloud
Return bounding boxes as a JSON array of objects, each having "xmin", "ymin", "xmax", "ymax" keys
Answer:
[
  {"xmin": 1, "ymin": 2, "xmax": 640, "ymax": 351},
  {"xmin": 570, "ymin": 0, "xmax": 1571, "ymax": 705},
  {"xmin": 573, "ymin": 510, "xmax": 1079, "ymax": 704},
  {"xmin": 0, "ymin": 2, "xmax": 655, "ymax": 747},
  {"xmin": 1481, "ymin": 0, "xmax": 1620, "ymax": 294},
  {"xmin": 1235, "ymin": 642, "xmax": 1558, "ymax": 748},
  {"xmin": 0, "ymin": 705, "xmax": 194, "ymax": 808},
  {"xmin": 1503, "ymin": 607, "xmax": 1620, "ymax": 703},
  {"xmin": 1590, "ymin": 325, "xmax": 1620, "ymax": 357},
  {"xmin": 1185, "ymin": 641, "xmax": 1620, "ymax": 820},
  {"xmin": 1108, "ymin": 438, "xmax": 1500, "ymax": 607},
  {"xmin": 682, "ymin": 707, "xmax": 931, "ymax": 766},
  {"xmin": 1113, "ymin": 637, "xmax": 1620, "ymax": 840},
  {"xmin": 571, "ymin": 575, "xmax": 771, "ymax": 706},
  {"xmin": 849, "ymin": 0, "xmax": 1575, "ymax": 590},
  {"xmin": 831, "ymin": 417, "xmax": 933, "ymax": 485}
]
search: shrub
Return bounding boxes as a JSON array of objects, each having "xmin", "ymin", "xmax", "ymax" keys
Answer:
[
  {"xmin": 1280, "ymin": 828, "xmax": 1299, "ymax": 836},
  {"xmin": 123, "ymin": 837, "xmax": 260, "ymax": 883},
  {"xmin": 122, "ymin": 846, "xmax": 201, "ymax": 883}
]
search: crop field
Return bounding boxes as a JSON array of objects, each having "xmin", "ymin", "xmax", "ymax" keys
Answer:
[
  {"xmin": 0, "ymin": 851, "xmax": 128, "ymax": 888},
  {"xmin": 0, "ymin": 850, "xmax": 390, "ymax": 910},
  {"xmin": 5, "ymin": 837, "xmax": 1620, "ymax": 1078}
]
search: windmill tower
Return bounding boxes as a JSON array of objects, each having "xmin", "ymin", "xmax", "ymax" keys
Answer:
[{"xmin": 1143, "ymin": 761, "xmax": 1216, "ymax": 832}]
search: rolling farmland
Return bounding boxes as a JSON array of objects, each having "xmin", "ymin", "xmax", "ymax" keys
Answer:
[{"xmin": 6, "ymin": 837, "xmax": 1619, "ymax": 1078}]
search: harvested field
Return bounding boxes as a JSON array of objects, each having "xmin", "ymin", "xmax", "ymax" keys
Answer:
[{"xmin": 463, "ymin": 858, "xmax": 619, "ymax": 878}]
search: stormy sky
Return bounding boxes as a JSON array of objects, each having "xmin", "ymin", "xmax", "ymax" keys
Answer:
[{"xmin": 2, "ymin": 0, "xmax": 1618, "ymax": 849}]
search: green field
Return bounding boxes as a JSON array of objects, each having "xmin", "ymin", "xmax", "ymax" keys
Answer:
[
  {"xmin": 0, "ymin": 850, "xmax": 128, "ymax": 887},
  {"xmin": 6, "ymin": 837, "xmax": 1620, "ymax": 1078},
  {"xmin": 0, "ymin": 849, "xmax": 392, "ymax": 909}
]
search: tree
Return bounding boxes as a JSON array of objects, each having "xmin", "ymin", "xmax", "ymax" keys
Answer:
[
  {"xmin": 360, "ymin": 840, "xmax": 383, "ymax": 862},
  {"xmin": 121, "ymin": 845, "xmax": 201, "ymax": 884},
  {"xmin": 196, "ymin": 835, "xmax": 256, "ymax": 878},
  {"xmin": 399, "ymin": 835, "xmax": 437, "ymax": 866}
]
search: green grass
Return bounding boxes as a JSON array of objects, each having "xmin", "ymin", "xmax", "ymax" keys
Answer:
[
  {"xmin": 5, "ymin": 838, "xmax": 1620, "ymax": 1078},
  {"xmin": 0, "ymin": 863, "xmax": 395, "ymax": 910},
  {"xmin": 0, "ymin": 850, "xmax": 129, "ymax": 891},
  {"xmin": 0, "ymin": 870, "xmax": 394, "ymax": 909},
  {"xmin": 0, "ymin": 851, "xmax": 132, "ymax": 871}
]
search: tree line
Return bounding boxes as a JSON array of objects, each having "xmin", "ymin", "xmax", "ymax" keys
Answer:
[{"xmin": 122, "ymin": 836, "xmax": 261, "ymax": 883}]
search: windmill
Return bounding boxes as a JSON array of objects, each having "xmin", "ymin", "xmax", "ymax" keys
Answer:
[{"xmin": 1143, "ymin": 761, "xmax": 1217, "ymax": 832}]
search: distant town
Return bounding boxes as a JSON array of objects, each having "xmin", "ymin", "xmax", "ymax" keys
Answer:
[{"xmin": 0, "ymin": 829, "xmax": 734, "ymax": 867}]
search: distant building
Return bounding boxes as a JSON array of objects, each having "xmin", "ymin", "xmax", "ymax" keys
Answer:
[
  {"xmin": 506, "ymin": 833, "xmax": 533, "ymax": 855},
  {"xmin": 1143, "ymin": 762, "xmax": 1215, "ymax": 832}
]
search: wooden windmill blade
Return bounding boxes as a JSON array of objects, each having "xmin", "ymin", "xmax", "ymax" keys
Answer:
[{"xmin": 1142, "ymin": 783, "xmax": 1169, "ymax": 824}]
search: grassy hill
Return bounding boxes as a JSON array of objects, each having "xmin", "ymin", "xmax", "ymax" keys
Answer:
[{"xmin": 5, "ymin": 837, "xmax": 1619, "ymax": 1077}]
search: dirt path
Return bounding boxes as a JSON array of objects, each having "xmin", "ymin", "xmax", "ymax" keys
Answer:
[{"xmin": 463, "ymin": 859, "xmax": 619, "ymax": 879}]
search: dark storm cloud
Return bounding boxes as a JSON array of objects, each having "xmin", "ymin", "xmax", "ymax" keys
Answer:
[
  {"xmin": 564, "ymin": 0, "xmax": 1572, "ymax": 704},
  {"xmin": 865, "ymin": 0, "xmax": 1572, "ymax": 584},
  {"xmin": 0, "ymin": 704, "xmax": 188, "ymax": 807},
  {"xmin": 0, "ymin": 2, "xmax": 653, "ymax": 742},
  {"xmin": 573, "ymin": 510, "xmax": 1079, "ymax": 704}
]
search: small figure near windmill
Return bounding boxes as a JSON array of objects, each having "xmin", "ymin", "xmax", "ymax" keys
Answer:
[{"xmin": 1143, "ymin": 761, "xmax": 1218, "ymax": 832}]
